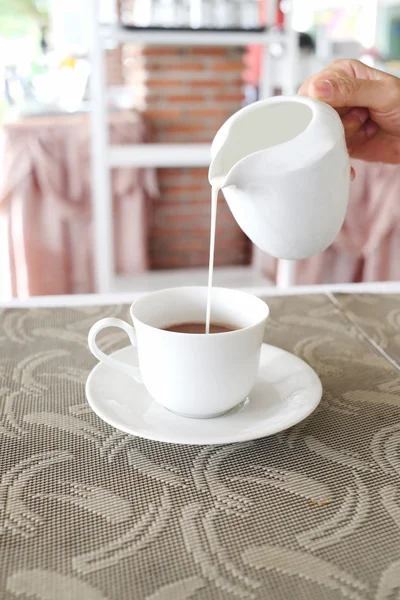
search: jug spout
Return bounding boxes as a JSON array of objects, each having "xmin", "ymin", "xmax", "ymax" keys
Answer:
[
  {"xmin": 208, "ymin": 137, "xmax": 244, "ymax": 190},
  {"xmin": 208, "ymin": 153, "xmax": 230, "ymax": 189},
  {"xmin": 209, "ymin": 95, "xmax": 339, "ymax": 189},
  {"xmin": 209, "ymin": 163, "xmax": 249, "ymax": 195},
  {"xmin": 209, "ymin": 166, "xmax": 241, "ymax": 193},
  {"xmin": 208, "ymin": 122, "xmax": 232, "ymax": 188}
]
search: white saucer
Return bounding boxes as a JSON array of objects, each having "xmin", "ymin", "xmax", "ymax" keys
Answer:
[{"xmin": 86, "ymin": 344, "xmax": 322, "ymax": 445}]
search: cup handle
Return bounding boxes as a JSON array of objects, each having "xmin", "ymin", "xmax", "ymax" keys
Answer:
[{"xmin": 88, "ymin": 317, "xmax": 142, "ymax": 383}]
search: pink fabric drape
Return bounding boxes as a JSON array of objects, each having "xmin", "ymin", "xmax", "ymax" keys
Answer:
[
  {"xmin": 262, "ymin": 159, "xmax": 400, "ymax": 284},
  {"xmin": 0, "ymin": 112, "xmax": 158, "ymax": 297}
]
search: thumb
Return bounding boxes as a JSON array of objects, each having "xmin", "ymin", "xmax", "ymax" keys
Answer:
[{"xmin": 310, "ymin": 77, "xmax": 390, "ymax": 111}]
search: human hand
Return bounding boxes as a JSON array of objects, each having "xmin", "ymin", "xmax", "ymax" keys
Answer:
[{"xmin": 299, "ymin": 59, "xmax": 400, "ymax": 165}]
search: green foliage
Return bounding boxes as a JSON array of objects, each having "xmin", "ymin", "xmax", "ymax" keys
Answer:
[{"xmin": 0, "ymin": 0, "xmax": 48, "ymax": 39}]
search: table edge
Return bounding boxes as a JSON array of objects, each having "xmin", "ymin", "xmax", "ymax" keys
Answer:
[{"xmin": 1, "ymin": 282, "xmax": 400, "ymax": 308}]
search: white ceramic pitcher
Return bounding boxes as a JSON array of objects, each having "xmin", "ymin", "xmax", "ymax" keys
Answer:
[{"xmin": 209, "ymin": 96, "xmax": 350, "ymax": 260}]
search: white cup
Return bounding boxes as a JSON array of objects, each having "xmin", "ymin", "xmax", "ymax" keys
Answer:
[{"xmin": 88, "ymin": 287, "xmax": 269, "ymax": 419}]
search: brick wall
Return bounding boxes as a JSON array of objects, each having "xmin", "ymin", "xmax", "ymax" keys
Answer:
[
  {"xmin": 105, "ymin": 45, "xmax": 124, "ymax": 86},
  {"xmin": 121, "ymin": 44, "xmax": 251, "ymax": 270},
  {"xmin": 150, "ymin": 170, "xmax": 249, "ymax": 269}
]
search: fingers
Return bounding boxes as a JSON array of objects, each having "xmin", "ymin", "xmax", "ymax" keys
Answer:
[
  {"xmin": 345, "ymin": 113, "xmax": 376, "ymax": 182},
  {"xmin": 348, "ymin": 130, "xmax": 400, "ymax": 163},
  {"xmin": 299, "ymin": 62, "xmax": 400, "ymax": 114},
  {"xmin": 309, "ymin": 76, "xmax": 393, "ymax": 112},
  {"xmin": 298, "ymin": 59, "xmax": 389, "ymax": 97},
  {"xmin": 348, "ymin": 120, "xmax": 379, "ymax": 156},
  {"xmin": 341, "ymin": 107, "xmax": 369, "ymax": 143}
]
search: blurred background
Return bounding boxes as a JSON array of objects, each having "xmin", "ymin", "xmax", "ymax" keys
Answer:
[{"xmin": 0, "ymin": 0, "xmax": 399, "ymax": 300}]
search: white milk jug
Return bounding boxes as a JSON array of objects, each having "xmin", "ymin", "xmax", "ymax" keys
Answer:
[{"xmin": 208, "ymin": 96, "xmax": 350, "ymax": 260}]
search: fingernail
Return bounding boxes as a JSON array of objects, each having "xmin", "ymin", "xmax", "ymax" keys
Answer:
[
  {"xmin": 351, "ymin": 108, "xmax": 369, "ymax": 124},
  {"xmin": 313, "ymin": 79, "xmax": 333, "ymax": 99}
]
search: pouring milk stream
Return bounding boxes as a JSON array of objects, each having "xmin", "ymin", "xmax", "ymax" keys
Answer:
[{"xmin": 205, "ymin": 96, "xmax": 351, "ymax": 332}]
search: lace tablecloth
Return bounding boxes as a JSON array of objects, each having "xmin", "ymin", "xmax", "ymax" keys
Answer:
[{"xmin": 1, "ymin": 293, "xmax": 400, "ymax": 600}]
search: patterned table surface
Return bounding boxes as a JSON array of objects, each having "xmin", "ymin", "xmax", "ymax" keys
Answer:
[{"xmin": 1, "ymin": 293, "xmax": 400, "ymax": 600}]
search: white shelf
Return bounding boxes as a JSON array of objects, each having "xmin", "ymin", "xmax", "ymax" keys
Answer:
[
  {"xmin": 100, "ymin": 25, "xmax": 278, "ymax": 46},
  {"xmin": 108, "ymin": 143, "xmax": 211, "ymax": 168},
  {"xmin": 90, "ymin": 0, "xmax": 300, "ymax": 292}
]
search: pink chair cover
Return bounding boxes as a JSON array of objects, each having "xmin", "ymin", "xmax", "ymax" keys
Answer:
[
  {"xmin": 0, "ymin": 112, "xmax": 158, "ymax": 297},
  {"xmin": 261, "ymin": 159, "xmax": 400, "ymax": 284}
]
